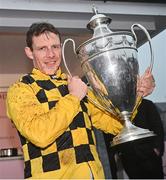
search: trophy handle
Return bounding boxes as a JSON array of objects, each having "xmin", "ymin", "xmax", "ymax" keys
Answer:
[
  {"xmin": 131, "ymin": 24, "xmax": 154, "ymax": 113},
  {"xmin": 131, "ymin": 23, "xmax": 154, "ymax": 72},
  {"xmin": 62, "ymin": 38, "xmax": 118, "ymax": 116},
  {"xmin": 62, "ymin": 38, "xmax": 76, "ymax": 77}
]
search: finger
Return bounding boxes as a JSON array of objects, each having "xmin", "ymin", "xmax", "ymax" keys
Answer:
[
  {"xmin": 139, "ymin": 82, "xmax": 155, "ymax": 89},
  {"xmin": 72, "ymin": 76, "xmax": 80, "ymax": 79},
  {"xmin": 137, "ymin": 75, "xmax": 140, "ymax": 80},
  {"xmin": 146, "ymin": 66, "xmax": 150, "ymax": 72},
  {"xmin": 139, "ymin": 86, "xmax": 154, "ymax": 94},
  {"xmin": 67, "ymin": 75, "xmax": 72, "ymax": 83},
  {"xmin": 145, "ymin": 66, "xmax": 152, "ymax": 75},
  {"xmin": 140, "ymin": 68, "xmax": 152, "ymax": 80}
]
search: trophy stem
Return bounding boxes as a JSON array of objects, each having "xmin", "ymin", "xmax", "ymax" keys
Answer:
[{"xmin": 111, "ymin": 111, "xmax": 156, "ymax": 147}]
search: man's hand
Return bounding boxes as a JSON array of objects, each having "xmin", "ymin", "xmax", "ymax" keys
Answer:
[
  {"xmin": 67, "ymin": 76, "xmax": 88, "ymax": 100},
  {"xmin": 137, "ymin": 67, "xmax": 155, "ymax": 97}
]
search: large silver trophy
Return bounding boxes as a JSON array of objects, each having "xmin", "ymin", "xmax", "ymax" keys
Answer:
[{"xmin": 62, "ymin": 7, "xmax": 155, "ymax": 146}]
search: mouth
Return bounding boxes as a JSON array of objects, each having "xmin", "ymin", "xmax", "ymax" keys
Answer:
[
  {"xmin": 45, "ymin": 60, "xmax": 56, "ymax": 64},
  {"xmin": 45, "ymin": 61, "xmax": 56, "ymax": 67}
]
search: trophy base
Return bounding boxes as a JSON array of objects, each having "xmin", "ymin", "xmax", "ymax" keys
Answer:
[{"xmin": 111, "ymin": 122, "xmax": 156, "ymax": 147}]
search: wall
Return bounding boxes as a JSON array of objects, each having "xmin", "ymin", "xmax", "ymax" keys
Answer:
[
  {"xmin": 0, "ymin": 92, "xmax": 24, "ymax": 179},
  {"xmin": 0, "ymin": 92, "xmax": 21, "ymax": 149},
  {"xmin": 138, "ymin": 29, "xmax": 166, "ymax": 103}
]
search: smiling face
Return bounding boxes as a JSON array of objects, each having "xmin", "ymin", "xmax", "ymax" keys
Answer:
[{"xmin": 25, "ymin": 31, "xmax": 62, "ymax": 75}]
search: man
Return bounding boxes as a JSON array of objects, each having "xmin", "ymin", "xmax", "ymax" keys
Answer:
[{"xmin": 6, "ymin": 22, "xmax": 155, "ymax": 179}]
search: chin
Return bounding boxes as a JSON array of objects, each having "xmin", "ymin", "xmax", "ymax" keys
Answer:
[
  {"xmin": 43, "ymin": 65, "xmax": 59, "ymax": 75},
  {"xmin": 46, "ymin": 71, "xmax": 56, "ymax": 75},
  {"xmin": 45, "ymin": 69, "xmax": 57, "ymax": 75}
]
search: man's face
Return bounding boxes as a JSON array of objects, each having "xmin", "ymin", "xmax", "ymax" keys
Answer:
[{"xmin": 25, "ymin": 32, "xmax": 62, "ymax": 75}]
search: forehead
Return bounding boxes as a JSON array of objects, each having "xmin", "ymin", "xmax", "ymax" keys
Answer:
[{"xmin": 32, "ymin": 31, "xmax": 60, "ymax": 45}]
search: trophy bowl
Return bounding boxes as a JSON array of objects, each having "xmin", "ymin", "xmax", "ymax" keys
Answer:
[{"xmin": 62, "ymin": 7, "xmax": 156, "ymax": 146}]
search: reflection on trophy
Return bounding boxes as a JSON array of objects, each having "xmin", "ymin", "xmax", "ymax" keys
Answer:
[{"xmin": 62, "ymin": 7, "xmax": 156, "ymax": 146}]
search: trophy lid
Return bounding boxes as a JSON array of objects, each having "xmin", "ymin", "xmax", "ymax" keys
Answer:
[
  {"xmin": 87, "ymin": 6, "xmax": 112, "ymax": 37},
  {"xmin": 76, "ymin": 6, "xmax": 135, "ymax": 55}
]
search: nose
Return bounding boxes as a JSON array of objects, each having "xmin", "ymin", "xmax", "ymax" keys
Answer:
[{"xmin": 46, "ymin": 48, "xmax": 55, "ymax": 58}]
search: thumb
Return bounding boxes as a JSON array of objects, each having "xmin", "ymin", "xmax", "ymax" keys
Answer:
[
  {"xmin": 67, "ymin": 75, "xmax": 72, "ymax": 83},
  {"xmin": 145, "ymin": 67, "xmax": 151, "ymax": 75}
]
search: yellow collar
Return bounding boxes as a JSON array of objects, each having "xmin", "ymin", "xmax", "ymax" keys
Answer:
[{"xmin": 32, "ymin": 68, "xmax": 67, "ymax": 80}]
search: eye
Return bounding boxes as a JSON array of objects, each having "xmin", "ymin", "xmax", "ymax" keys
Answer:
[
  {"xmin": 39, "ymin": 47, "xmax": 47, "ymax": 51},
  {"xmin": 52, "ymin": 44, "xmax": 61, "ymax": 49}
]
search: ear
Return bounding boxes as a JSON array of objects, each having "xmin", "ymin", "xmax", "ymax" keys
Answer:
[{"xmin": 24, "ymin": 47, "xmax": 34, "ymax": 60}]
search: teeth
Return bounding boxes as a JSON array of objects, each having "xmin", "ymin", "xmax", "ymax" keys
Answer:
[{"xmin": 46, "ymin": 62, "xmax": 55, "ymax": 65}]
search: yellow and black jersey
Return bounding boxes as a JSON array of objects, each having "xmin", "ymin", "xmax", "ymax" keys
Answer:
[{"xmin": 6, "ymin": 68, "xmax": 123, "ymax": 179}]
